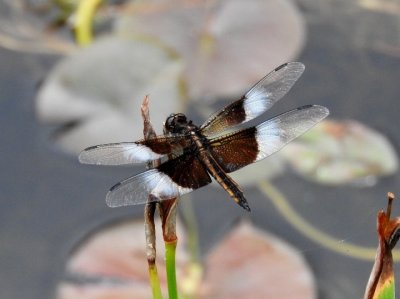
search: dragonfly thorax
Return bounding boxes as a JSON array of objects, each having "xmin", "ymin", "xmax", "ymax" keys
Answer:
[{"xmin": 164, "ymin": 113, "xmax": 195, "ymax": 134}]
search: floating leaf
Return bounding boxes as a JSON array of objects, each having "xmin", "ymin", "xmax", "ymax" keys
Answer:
[
  {"xmin": 281, "ymin": 120, "xmax": 399, "ymax": 186},
  {"xmin": 115, "ymin": 0, "xmax": 305, "ymax": 100},
  {"xmin": 57, "ymin": 220, "xmax": 315, "ymax": 299},
  {"xmin": 0, "ymin": 0, "xmax": 75, "ymax": 54},
  {"xmin": 35, "ymin": 0, "xmax": 306, "ymax": 154},
  {"xmin": 57, "ymin": 219, "xmax": 188, "ymax": 299},
  {"xmin": 359, "ymin": 0, "xmax": 400, "ymax": 15},
  {"xmin": 36, "ymin": 36, "xmax": 184, "ymax": 154},
  {"xmin": 201, "ymin": 222, "xmax": 315, "ymax": 299},
  {"xmin": 364, "ymin": 192, "xmax": 400, "ymax": 299}
]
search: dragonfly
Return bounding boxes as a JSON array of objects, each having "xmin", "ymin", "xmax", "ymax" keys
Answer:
[{"xmin": 79, "ymin": 62, "xmax": 329, "ymax": 211}]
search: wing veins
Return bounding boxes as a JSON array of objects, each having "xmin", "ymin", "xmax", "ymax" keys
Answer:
[
  {"xmin": 200, "ymin": 62, "xmax": 305, "ymax": 136},
  {"xmin": 208, "ymin": 105, "xmax": 329, "ymax": 173}
]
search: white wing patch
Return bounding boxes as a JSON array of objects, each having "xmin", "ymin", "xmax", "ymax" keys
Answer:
[
  {"xmin": 255, "ymin": 105, "xmax": 329, "ymax": 162},
  {"xmin": 106, "ymin": 169, "xmax": 193, "ymax": 207},
  {"xmin": 78, "ymin": 142, "xmax": 164, "ymax": 165},
  {"xmin": 243, "ymin": 90, "xmax": 273, "ymax": 121},
  {"xmin": 243, "ymin": 62, "xmax": 305, "ymax": 122},
  {"xmin": 121, "ymin": 143, "xmax": 163, "ymax": 163}
]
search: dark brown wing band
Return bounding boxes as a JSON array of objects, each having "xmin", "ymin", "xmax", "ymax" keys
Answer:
[
  {"xmin": 209, "ymin": 127, "xmax": 258, "ymax": 173},
  {"xmin": 158, "ymin": 152, "xmax": 212, "ymax": 189}
]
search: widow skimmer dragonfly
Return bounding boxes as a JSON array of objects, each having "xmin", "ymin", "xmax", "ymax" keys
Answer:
[{"xmin": 79, "ymin": 62, "xmax": 329, "ymax": 211}]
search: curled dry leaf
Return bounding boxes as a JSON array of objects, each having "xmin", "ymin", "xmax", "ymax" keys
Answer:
[
  {"xmin": 57, "ymin": 219, "xmax": 315, "ymax": 299},
  {"xmin": 36, "ymin": 36, "xmax": 184, "ymax": 154},
  {"xmin": 280, "ymin": 120, "xmax": 399, "ymax": 186},
  {"xmin": 364, "ymin": 192, "xmax": 400, "ymax": 299},
  {"xmin": 115, "ymin": 0, "xmax": 306, "ymax": 100}
]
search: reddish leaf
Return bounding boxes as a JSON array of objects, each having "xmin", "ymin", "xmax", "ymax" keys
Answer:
[
  {"xmin": 364, "ymin": 192, "xmax": 400, "ymax": 299},
  {"xmin": 57, "ymin": 220, "xmax": 315, "ymax": 299},
  {"xmin": 201, "ymin": 222, "xmax": 315, "ymax": 299}
]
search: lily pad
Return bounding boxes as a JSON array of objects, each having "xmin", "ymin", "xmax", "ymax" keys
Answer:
[
  {"xmin": 281, "ymin": 120, "xmax": 399, "ymax": 186},
  {"xmin": 115, "ymin": 0, "xmax": 306, "ymax": 100},
  {"xmin": 57, "ymin": 220, "xmax": 315, "ymax": 299},
  {"xmin": 0, "ymin": 0, "xmax": 75, "ymax": 54},
  {"xmin": 36, "ymin": 36, "xmax": 184, "ymax": 154},
  {"xmin": 201, "ymin": 222, "xmax": 315, "ymax": 299}
]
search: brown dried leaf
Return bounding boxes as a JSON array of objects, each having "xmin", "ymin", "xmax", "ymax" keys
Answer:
[{"xmin": 364, "ymin": 193, "xmax": 399, "ymax": 299}]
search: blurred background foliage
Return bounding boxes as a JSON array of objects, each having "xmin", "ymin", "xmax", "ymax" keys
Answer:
[{"xmin": 1, "ymin": 0, "xmax": 400, "ymax": 298}]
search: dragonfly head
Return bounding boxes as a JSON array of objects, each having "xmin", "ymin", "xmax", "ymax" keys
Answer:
[{"xmin": 164, "ymin": 113, "xmax": 190, "ymax": 134}]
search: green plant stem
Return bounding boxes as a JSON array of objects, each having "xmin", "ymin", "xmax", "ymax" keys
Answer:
[
  {"xmin": 145, "ymin": 202, "xmax": 162, "ymax": 299},
  {"xmin": 74, "ymin": 0, "xmax": 102, "ymax": 46},
  {"xmin": 258, "ymin": 180, "xmax": 399, "ymax": 260},
  {"xmin": 165, "ymin": 241, "xmax": 179, "ymax": 299},
  {"xmin": 148, "ymin": 263, "xmax": 163, "ymax": 299}
]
